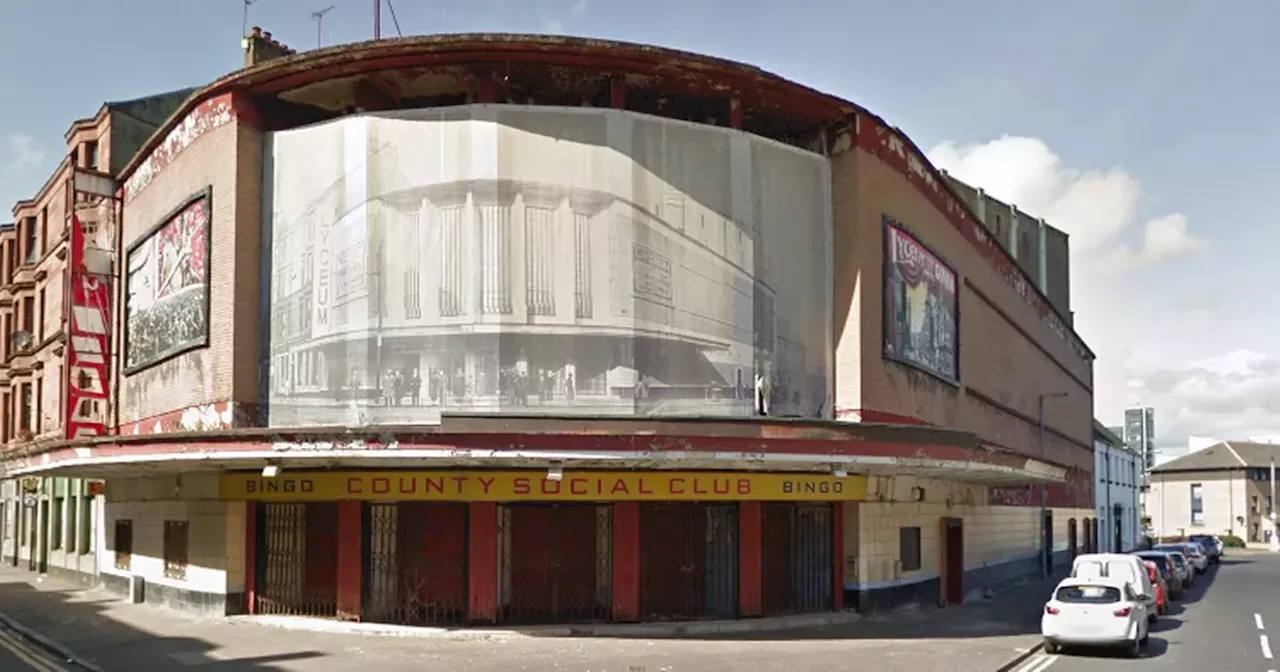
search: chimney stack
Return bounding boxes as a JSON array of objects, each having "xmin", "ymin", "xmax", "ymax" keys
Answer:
[{"xmin": 242, "ymin": 25, "xmax": 297, "ymax": 68}]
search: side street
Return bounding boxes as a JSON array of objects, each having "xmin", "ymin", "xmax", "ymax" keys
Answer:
[{"xmin": 0, "ymin": 564, "xmax": 1057, "ymax": 672}]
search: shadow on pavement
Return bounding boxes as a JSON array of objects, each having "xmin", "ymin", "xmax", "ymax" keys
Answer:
[
  {"xmin": 665, "ymin": 575, "xmax": 1069, "ymax": 642},
  {"xmin": 1059, "ymin": 635, "xmax": 1171, "ymax": 659},
  {"xmin": 0, "ymin": 579, "xmax": 325, "ymax": 671}
]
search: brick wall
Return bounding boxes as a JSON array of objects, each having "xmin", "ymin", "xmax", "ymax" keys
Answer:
[
  {"xmin": 832, "ymin": 143, "xmax": 1094, "ymax": 474},
  {"xmin": 117, "ymin": 118, "xmax": 263, "ymax": 426}
]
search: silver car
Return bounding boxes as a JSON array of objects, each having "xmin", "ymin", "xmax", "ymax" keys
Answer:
[{"xmin": 1155, "ymin": 549, "xmax": 1194, "ymax": 587}]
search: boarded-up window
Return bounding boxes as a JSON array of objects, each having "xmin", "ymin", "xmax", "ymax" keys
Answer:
[
  {"xmin": 164, "ymin": 520, "xmax": 189, "ymax": 580},
  {"xmin": 899, "ymin": 526, "xmax": 922, "ymax": 572},
  {"xmin": 113, "ymin": 519, "xmax": 133, "ymax": 570}
]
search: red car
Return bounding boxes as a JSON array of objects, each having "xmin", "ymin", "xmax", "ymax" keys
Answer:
[{"xmin": 1143, "ymin": 560, "xmax": 1167, "ymax": 615}]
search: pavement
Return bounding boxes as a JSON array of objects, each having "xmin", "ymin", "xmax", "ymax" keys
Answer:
[
  {"xmin": 0, "ymin": 619, "xmax": 74, "ymax": 672},
  {"xmin": 0, "ymin": 564, "xmax": 1069, "ymax": 672},
  {"xmin": 1008, "ymin": 550, "xmax": 1270, "ymax": 672}
]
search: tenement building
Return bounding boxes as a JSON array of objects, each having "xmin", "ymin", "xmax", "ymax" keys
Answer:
[{"xmin": 0, "ymin": 31, "xmax": 1096, "ymax": 624}]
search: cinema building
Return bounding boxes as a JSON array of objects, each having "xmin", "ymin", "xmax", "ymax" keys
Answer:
[{"xmin": 0, "ymin": 31, "xmax": 1097, "ymax": 625}]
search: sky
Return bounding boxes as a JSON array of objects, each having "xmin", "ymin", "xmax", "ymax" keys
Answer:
[{"xmin": 0, "ymin": 0, "xmax": 1275, "ymax": 449}]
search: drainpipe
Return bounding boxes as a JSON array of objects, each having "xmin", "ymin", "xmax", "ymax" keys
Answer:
[{"xmin": 1105, "ymin": 446, "xmax": 1112, "ymax": 551}]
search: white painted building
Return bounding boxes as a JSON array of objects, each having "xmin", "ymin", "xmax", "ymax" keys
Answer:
[{"xmin": 1095, "ymin": 422, "xmax": 1142, "ymax": 551}]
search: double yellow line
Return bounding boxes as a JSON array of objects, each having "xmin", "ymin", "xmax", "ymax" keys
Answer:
[{"xmin": 0, "ymin": 627, "xmax": 67, "ymax": 672}]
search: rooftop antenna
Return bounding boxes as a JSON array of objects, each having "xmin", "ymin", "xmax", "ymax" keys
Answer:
[
  {"xmin": 242, "ymin": 0, "xmax": 261, "ymax": 37},
  {"xmin": 312, "ymin": 5, "xmax": 336, "ymax": 48}
]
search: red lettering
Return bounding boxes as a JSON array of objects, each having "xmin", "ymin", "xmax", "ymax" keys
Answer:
[
  {"xmin": 451, "ymin": 476, "xmax": 468, "ymax": 494},
  {"xmin": 639, "ymin": 478, "xmax": 654, "ymax": 495},
  {"xmin": 398, "ymin": 477, "xmax": 417, "ymax": 494},
  {"xmin": 596, "ymin": 478, "xmax": 604, "ymax": 495},
  {"xmin": 513, "ymin": 477, "xmax": 531, "ymax": 495},
  {"xmin": 610, "ymin": 479, "xmax": 631, "ymax": 495},
  {"xmin": 570, "ymin": 478, "xmax": 589, "ymax": 495},
  {"xmin": 373, "ymin": 478, "xmax": 390, "ymax": 494},
  {"xmin": 424, "ymin": 477, "xmax": 445, "ymax": 494},
  {"xmin": 541, "ymin": 478, "xmax": 562, "ymax": 495},
  {"xmin": 347, "ymin": 477, "xmax": 363, "ymax": 494},
  {"xmin": 478, "ymin": 477, "xmax": 495, "ymax": 493},
  {"xmin": 693, "ymin": 478, "xmax": 709, "ymax": 495},
  {"xmin": 670, "ymin": 477, "xmax": 685, "ymax": 495},
  {"xmin": 713, "ymin": 478, "xmax": 729, "ymax": 495},
  {"xmin": 737, "ymin": 479, "xmax": 751, "ymax": 495}
]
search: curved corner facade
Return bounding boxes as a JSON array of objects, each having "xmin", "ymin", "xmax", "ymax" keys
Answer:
[
  {"xmin": 264, "ymin": 106, "xmax": 833, "ymax": 424},
  {"xmin": 0, "ymin": 34, "xmax": 1098, "ymax": 628}
]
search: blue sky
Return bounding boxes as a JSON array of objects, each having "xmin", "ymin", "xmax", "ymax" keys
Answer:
[{"xmin": 1, "ymin": 0, "xmax": 1275, "ymax": 447}]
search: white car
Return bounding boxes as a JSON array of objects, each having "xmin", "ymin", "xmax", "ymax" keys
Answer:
[{"xmin": 1042, "ymin": 576, "xmax": 1152, "ymax": 657}]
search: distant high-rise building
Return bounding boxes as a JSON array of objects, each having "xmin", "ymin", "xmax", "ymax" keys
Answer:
[{"xmin": 1124, "ymin": 407, "xmax": 1156, "ymax": 470}]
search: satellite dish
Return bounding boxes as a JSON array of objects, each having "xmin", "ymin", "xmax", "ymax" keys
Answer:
[{"xmin": 11, "ymin": 330, "xmax": 32, "ymax": 351}]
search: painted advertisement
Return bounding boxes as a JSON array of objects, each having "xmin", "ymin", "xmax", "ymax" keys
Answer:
[
  {"xmin": 263, "ymin": 106, "xmax": 834, "ymax": 426},
  {"xmin": 882, "ymin": 217, "xmax": 959, "ymax": 382},
  {"xmin": 124, "ymin": 189, "xmax": 211, "ymax": 372},
  {"xmin": 221, "ymin": 470, "xmax": 868, "ymax": 502}
]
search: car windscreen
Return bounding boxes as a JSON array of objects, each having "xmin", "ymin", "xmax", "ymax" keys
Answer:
[
  {"xmin": 1055, "ymin": 585, "xmax": 1123, "ymax": 604},
  {"xmin": 1189, "ymin": 536, "xmax": 1214, "ymax": 546},
  {"xmin": 1138, "ymin": 555, "xmax": 1172, "ymax": 574}
]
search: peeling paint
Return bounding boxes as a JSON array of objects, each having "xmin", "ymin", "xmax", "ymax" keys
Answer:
[
  {"xmin": 123, "ymin": 94, "xmax": 237, "ymax": 203},
  {"xmin": 118, "ymin": 401, "xmax": 258, "ymax": 435}
]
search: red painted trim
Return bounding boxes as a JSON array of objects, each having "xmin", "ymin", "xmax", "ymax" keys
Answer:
[
  {"xmin": 244, "ymin": 501, "xmax": 257, "ymax": 614},
  {"xmin": 611, "ymin": 501, "xmax": 641, "ymax": 622},
  {"xmin": 466, "ymin": 502, "xmax": 498, "ymax": 624},
  {"xmin": 335, "ymin": 500, "xmax": 363, "ymax": 621},
  {"xmin": 737, "ymin": 501, "xmax": 762, "ymax": 617},
  {"xmin": 831, "ymin": 503, "xmax": 844, "ymax": 612}
]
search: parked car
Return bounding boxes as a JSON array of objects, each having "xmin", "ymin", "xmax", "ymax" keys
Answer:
[
  {"xmin": 1188, "ymin": 534, "xmax": 1222, "ymax": 564},
  {"xmin": 1133, "ymin": 551, "xmax": 1183, "ymax": 599},
  {"xmin": 1070, "ymin": 553, "xmax": 1157, "ymax": 622},
  {"xmin": 1142, "ymin": 560, "xmax": 1167, "ymax": 615},
  {"xmin": 1161, "ymin": 550, "xmax": 1195, "ymax": 587},
  {"xmin": 1179, "ymin": 542, "xmax": 1211, "ymax": 573},
  {"xmin": 1042, "ymin": 576, "xmax": 1153, "ymax": 657}
]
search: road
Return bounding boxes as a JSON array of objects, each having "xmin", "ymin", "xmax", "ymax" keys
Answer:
[
  {"xmin": 0, "ymin": 623, "xmax": 71, "ymax": 672},
  {"xmin": 1011, "ymin": 551, "xmax": 1279, "ymax": 672}
]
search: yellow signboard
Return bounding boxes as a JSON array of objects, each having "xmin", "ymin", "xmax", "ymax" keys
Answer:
[{"xmin": 220, "ymin": 471, "xmax": 867, "ymax": 503}]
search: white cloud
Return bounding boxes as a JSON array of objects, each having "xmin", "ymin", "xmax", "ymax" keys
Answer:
[
  {"xmin": 2, "ymin": 134, "xmax": 45, "ymax": 174},
  {"xmin": 926, "ymin": 135, "xmax": 1219, "ymax": 448}
]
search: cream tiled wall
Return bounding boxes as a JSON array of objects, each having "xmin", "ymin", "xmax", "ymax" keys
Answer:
[
  {"xmin": 100, "ymin": 474, "xmax": 247, "ymax": 596},
  {"xmin": 844, "ymin": 475, "xmax": 1092, "ymax": 590}
]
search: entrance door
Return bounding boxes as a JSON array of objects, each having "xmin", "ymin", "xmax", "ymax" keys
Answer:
[
  {"xmin": 1113, "ymin": 505, "xmax": 1124, "ymax": 552},
  {"xmin": 940, "ymin": 517, "xmax": 964, "ymax": 605}
]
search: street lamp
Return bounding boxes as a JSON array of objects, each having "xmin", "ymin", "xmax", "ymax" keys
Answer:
[{"xmin": 1038, "ymin": 392, "xmax": 1069, "ymax": 578}]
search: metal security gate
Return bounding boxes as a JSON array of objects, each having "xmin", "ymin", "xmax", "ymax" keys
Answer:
[
  {"xmin": 362, "ymin": 503, "xmax": 469, "ymax": 625},
  {"xmin": 639, "ymin": 503, "xmax": 739, "ymax": 620},
  {"xmin": 363, "ymin": 503, "xmax": 400, "ymax": 623},
  {"xmin": 256, "ymin": 503, "xmax": 339, "ymax": 617},
  {"xmin": 762, "ymin": 504, "xmax": 833, "ymax": 615},
  {"xmin": 500, "ymin": 504, "xmax": 611, "ymax": 623}
]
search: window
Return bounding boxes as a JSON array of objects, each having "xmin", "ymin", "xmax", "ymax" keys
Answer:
[
  {"xmin": 1190, "ymin": 483, "xmax": 1204, "ymax": 526},
  {"xmin": 163, "ymin": 520, "xmax": 189, "ymax": 580},
  {"xmin": 34, "ymin": 376, "xmax": 41, "ymax": 434},
  {"xmin": 22, "ymin": 217, "xmax": 37, "ymax": 264},
  {"xmin": 20, "ymin": 296, "xmax": 33, "ymax": 336},
  {"xmin": 83, "ymin": 141, "xmax": 98, "ymax": 170},
  {"xmin": 50, "ymin": 496, "xmax": 63, "ymax": 550},
  {"xmin": 113, "ymin": 519, "xmax": 133, "ymax": 570},
  {"xmin": 18, "ymin": 383, "xmax": 30, "ymax": 433},
  {"xmin": 899, "ymin": 526, "xmax": 922, "ymax": 572},
  {"xmin": 37, "ymin": 288, "xmax": 44, "ymax": 341},
  {"xmin": 1254, "ymin": 495, "xmax": 1261, "ymax": 515}
]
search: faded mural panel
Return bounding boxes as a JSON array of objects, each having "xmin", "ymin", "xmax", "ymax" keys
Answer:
[
  {"xmin": 882, "ymin": 217, "xmax": 958, "ymax": 383},
  {"xmin": 124, "ymin": 189, "xmax": 212, "ymax": 372},
  {"xmin": 262, "ymin": 106, "xmax": 833, "ymax": 427}
]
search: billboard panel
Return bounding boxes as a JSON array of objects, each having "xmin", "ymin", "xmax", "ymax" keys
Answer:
[
  {"xmin": 882, "ymin": 217, "xmax": 959, "ymax": 383},
  {"xmin": 124, "ymin": 189, "xmax": 211, "ymax": 372},
  {"xmin": 263, "ymin": 106, "xmax": 833, "ymax": 426}
]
